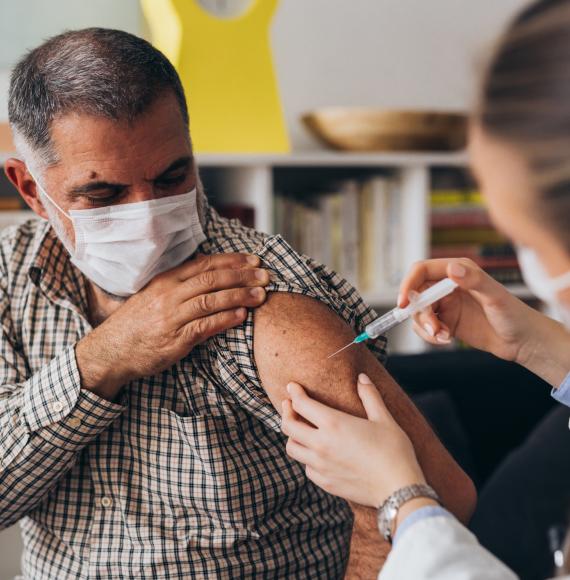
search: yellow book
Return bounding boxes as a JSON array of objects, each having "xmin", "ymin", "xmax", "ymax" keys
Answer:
[{"xmin": 431, "ymin": 189, "xmax": 484, "ymax": 206}]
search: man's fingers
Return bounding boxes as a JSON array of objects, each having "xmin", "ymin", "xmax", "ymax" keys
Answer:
[
  {"xmin": 356, "ymin": 374, "xmax": 390, "ymax": 423},
  {"xmin": 176, "ymin": 267, "xmax": 270, "ymax": 302},
  {"xmin": 182, "ymin": 308, "xmax": 248, "ymax": 346},
  {"xmin": 281, "ymin": 399, "xmax": 319, "ymax": 445},
  {"xmin": 179, "ymin": 287, "xmax": 266, "ymax": 322},
  {"xmin": 175, "ymin": 253, "xmax": 261, "ymax": 281},
  {"xmin": 287, "ymin": 382, "xmax": 343, "ymax": 428}
]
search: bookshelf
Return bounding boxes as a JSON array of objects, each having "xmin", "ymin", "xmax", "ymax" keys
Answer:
[{"xmin": 0, "ymin": 151, "xmax": 534, "ymax": 353}]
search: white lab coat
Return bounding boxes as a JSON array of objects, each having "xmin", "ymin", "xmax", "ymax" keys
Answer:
[{"xmin": 379, "ymin": 515, "xmax": 569, "ymax": 580}]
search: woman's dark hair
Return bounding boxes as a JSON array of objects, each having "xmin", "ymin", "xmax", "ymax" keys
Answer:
[{"xmin": 479, "ymin": 0, "xmax": 570, "ymax": 247}]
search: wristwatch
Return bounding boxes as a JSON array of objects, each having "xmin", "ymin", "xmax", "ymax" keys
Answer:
[{"xmin": 377, "ymin": 483, "xmax": 440, "ymax": 543}]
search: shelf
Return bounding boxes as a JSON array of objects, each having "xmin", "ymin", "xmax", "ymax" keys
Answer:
[
  {"xmin": 363, "ymin": 283, "xmax": 535, "ymax": 308},
  {"xmin": 0, "ymin": 150, "xmax": 469, "ymax": 168},
  {"xmin": 196, "ymin": 150, "xmax": 469, "ymax": 168},
  {"xmin": 505, "ymin": 284, "xmax": 535, "ymax": 300}
]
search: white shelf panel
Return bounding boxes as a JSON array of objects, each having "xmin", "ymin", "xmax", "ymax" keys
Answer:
[
  {"xmin": 1, "ymin": 150, "xmax": 469, "ymax": 168},
  {"xmin": 362, "ymin": 283, "xmax": 535, "ymax": 308},
  {"xmin": 196, "ymin": 150, "xmax": 469, "ymax": 168},
  {"xmin": 506, "ymin": 284, "xmax": 535, "ymax": 300}
]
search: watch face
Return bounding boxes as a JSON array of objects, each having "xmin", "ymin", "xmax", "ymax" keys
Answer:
[
  {"xmin": 197, "ymin": 0, "xmax": 254, "ymax": 18},
  {"xmin": 385, "ymin": 504, "xmax": 398, "ymax": 522}
]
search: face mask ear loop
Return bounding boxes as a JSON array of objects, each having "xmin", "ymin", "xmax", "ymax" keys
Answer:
[
  {"xmin": 28, "ymin": 168, "xmax": 72, "ymax": 219},
  {"xmin": 550, "ymin": 271, "xmax": 570, "ymax": 294}
]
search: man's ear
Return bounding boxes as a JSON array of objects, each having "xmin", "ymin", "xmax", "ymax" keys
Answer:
[{"xmin": 4, "ymin": 158, "xmax": 48, "ymax": 219}]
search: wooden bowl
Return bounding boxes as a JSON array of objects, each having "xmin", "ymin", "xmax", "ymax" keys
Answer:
[{"xmin": 302, "ymin": 108, "xmax": 468, "ymax": 152}]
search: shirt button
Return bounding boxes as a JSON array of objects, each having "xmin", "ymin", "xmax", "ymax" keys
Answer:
[
  {"xmin": 100, "ymin": 497, "xmax": 113, "ymax": 508},
  {"xmin": 68, "ymin": 417, "xmax": 81, "ymax": 428},
  {"xmin": 51, "ymin": 400, "xmax": 64, "ymax": 413}
]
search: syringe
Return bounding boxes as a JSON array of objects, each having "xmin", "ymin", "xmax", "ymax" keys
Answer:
[{"xmin": 328, "ymin": 277, "xmax": 458, "ymax": 359}]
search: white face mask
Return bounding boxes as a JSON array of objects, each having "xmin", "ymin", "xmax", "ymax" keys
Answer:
[
  {"xmin": 516, "ymin": 245, "xmax": 570, "ymax": 328},
  {"xmin": 32, "ymin": 173, "xmax": 206, "ymax": 297}
]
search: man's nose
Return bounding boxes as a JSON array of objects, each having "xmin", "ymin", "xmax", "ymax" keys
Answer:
[{"xmin": 128, "ymin": 183, "xmax": 156, "ymax": 203}]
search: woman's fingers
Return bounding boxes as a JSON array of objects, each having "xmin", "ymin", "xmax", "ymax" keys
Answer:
[
  {"xmin": 285, "ymin": 437, "xmax": 320, "ymax": 467},
  {"xmin": 357, "ymin": 374, "xmax": 390, "ymax": 423},
  {"xmin": 412, "ymin": 305, "xmax": 441, "ymax": 335},
  {"xmin": 281, "ymin": 400, "xmax": 319, "ymax": 446},
  {"xmin": 305, "ymin": 467, "xmax": 334, "ymax": 495},
  {"xmin": 412, "ymin": 319, "xmax": 449, "ymax": 345},
  {"xmin": 399, "ymin": 257, "xmax": 506, "ymax": 309},
  {"xmin": 398, "ymin": 259, "xmax": 453, "ymax": 307},
  {"xmin": 413, "ymin": 309, "xmax": 452, "ymax": 344},
  {"xmin": 287, "ymin": 382, "xmax": 343, "ymax": 428},
  {"xmin": 446, "ymin": 259, "xmax": 508, "ymax": 305}
]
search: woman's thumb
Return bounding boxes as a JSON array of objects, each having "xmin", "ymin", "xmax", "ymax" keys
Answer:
[
  {"xmin": 447, "ymin": 259, "xmax": 502, "ymax": 299},
  {"xmin": 357, "ymin": 374, "xmax": 389, "ymax": 422}
]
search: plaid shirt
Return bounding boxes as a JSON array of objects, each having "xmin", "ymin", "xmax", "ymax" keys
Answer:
[{"xmin": 0, "ymin": 203, "xmax": 387, "ymax": 579}]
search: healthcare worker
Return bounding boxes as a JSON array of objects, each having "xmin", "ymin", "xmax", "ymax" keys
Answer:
[{"xmin": 281, "ymin": 0, "xmax": 570, "ymax": 578}]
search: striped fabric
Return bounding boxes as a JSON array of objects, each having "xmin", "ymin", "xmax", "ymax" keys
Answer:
[{"xmin": 0, "ymin": 204, "xmax": 386, "ymax": 579}]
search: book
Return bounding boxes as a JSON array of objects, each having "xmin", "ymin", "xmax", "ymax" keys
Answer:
[{"xmin": 274, "ymin": 175, "xmax": 402, "ymax": 294}]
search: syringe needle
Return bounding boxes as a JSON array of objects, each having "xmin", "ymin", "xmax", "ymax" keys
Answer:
[{"xmin": 327, "ymin": 340, "xmax": 355, "ymax": 359}]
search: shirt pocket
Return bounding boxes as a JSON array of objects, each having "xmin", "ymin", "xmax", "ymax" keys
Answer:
[{"xmin": 120, "ymin": 406, "xmax": 263, "ymax": 549}]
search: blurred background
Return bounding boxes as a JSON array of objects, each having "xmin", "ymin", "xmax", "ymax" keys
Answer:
[{"xmin": 0, "ymin": 1, "xmax": 535, "ymax": 578}]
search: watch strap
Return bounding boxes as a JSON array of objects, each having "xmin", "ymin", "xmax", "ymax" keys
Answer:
[{"xmin": 377, "ymin": 483, "xmax": 440, "ymax": 543}]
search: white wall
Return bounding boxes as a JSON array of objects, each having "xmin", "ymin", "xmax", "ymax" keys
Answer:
[
  {"xmin": 273, "ymin": 0, "xmax": 528, "ymax": 148},
  {"xmin": 0, "ymin": 1, "xmax": 529, "ymax": 577}
]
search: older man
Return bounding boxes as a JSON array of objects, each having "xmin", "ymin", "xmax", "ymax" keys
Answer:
[{"xmin": 0, "ymin": 28, "xmax": 475, "ymax": 579}]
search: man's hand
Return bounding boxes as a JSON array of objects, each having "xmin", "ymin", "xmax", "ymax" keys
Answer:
[{"xmin": 76, "ymin": 253, "xmax": 269, "ymax": 400}]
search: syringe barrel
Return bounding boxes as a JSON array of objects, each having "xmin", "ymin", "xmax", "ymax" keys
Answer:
[
  {"xmin": 363, "ymin": 308, "xmax": 403, "ymax": 339},
  {"xmin": 363, "ymin": 278, "xmax": 458, "ymax": 340},
  {"xmin": 408, "ymin": 278, "xmax": 458, "ymax": 314}
]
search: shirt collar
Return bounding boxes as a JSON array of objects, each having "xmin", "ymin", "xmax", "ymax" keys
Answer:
[{"xmin": 27, "ymin": 219, "xmax": 89, "ymax": 314}]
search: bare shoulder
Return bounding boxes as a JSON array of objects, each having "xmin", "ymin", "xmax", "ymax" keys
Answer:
[{"xmin": 253, "ymin": 291, "xmax": 387, "ymax": 415}]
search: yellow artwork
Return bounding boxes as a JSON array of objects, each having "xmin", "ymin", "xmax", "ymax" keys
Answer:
[{"xmin": 142, "ymin": 0, "xmax": 290, "ymax": 153}]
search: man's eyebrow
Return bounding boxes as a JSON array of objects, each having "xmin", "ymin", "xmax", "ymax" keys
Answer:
[
  {"xmin": 66, "ymin": 156, "xmax": 194, "ymax": 196},
  {"xmin": 68, "ymin": 181, "xmax": 127, "ymax": 196},
  {"xmin": 150, "ymin": 156, "xmax": 193, "ymax": 181}
]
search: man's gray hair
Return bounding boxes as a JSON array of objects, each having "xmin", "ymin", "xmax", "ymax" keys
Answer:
[{"xmin": 8, "ymin": 28, "xmax": 189, "ymax": 172}]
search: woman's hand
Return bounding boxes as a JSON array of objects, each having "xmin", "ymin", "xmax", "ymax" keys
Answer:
[
  {"xmin": 281, "ymin": 374, "xmax": 426, "ymax": 508},
  {"xmin": 399, "ymin": 258, "xmax": 543, "ymax": 363}
]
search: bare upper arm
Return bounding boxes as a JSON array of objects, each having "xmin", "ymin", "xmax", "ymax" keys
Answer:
[{"xmin": 253, "ymin": 291, "xmax": 476, "ymax": 522}]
